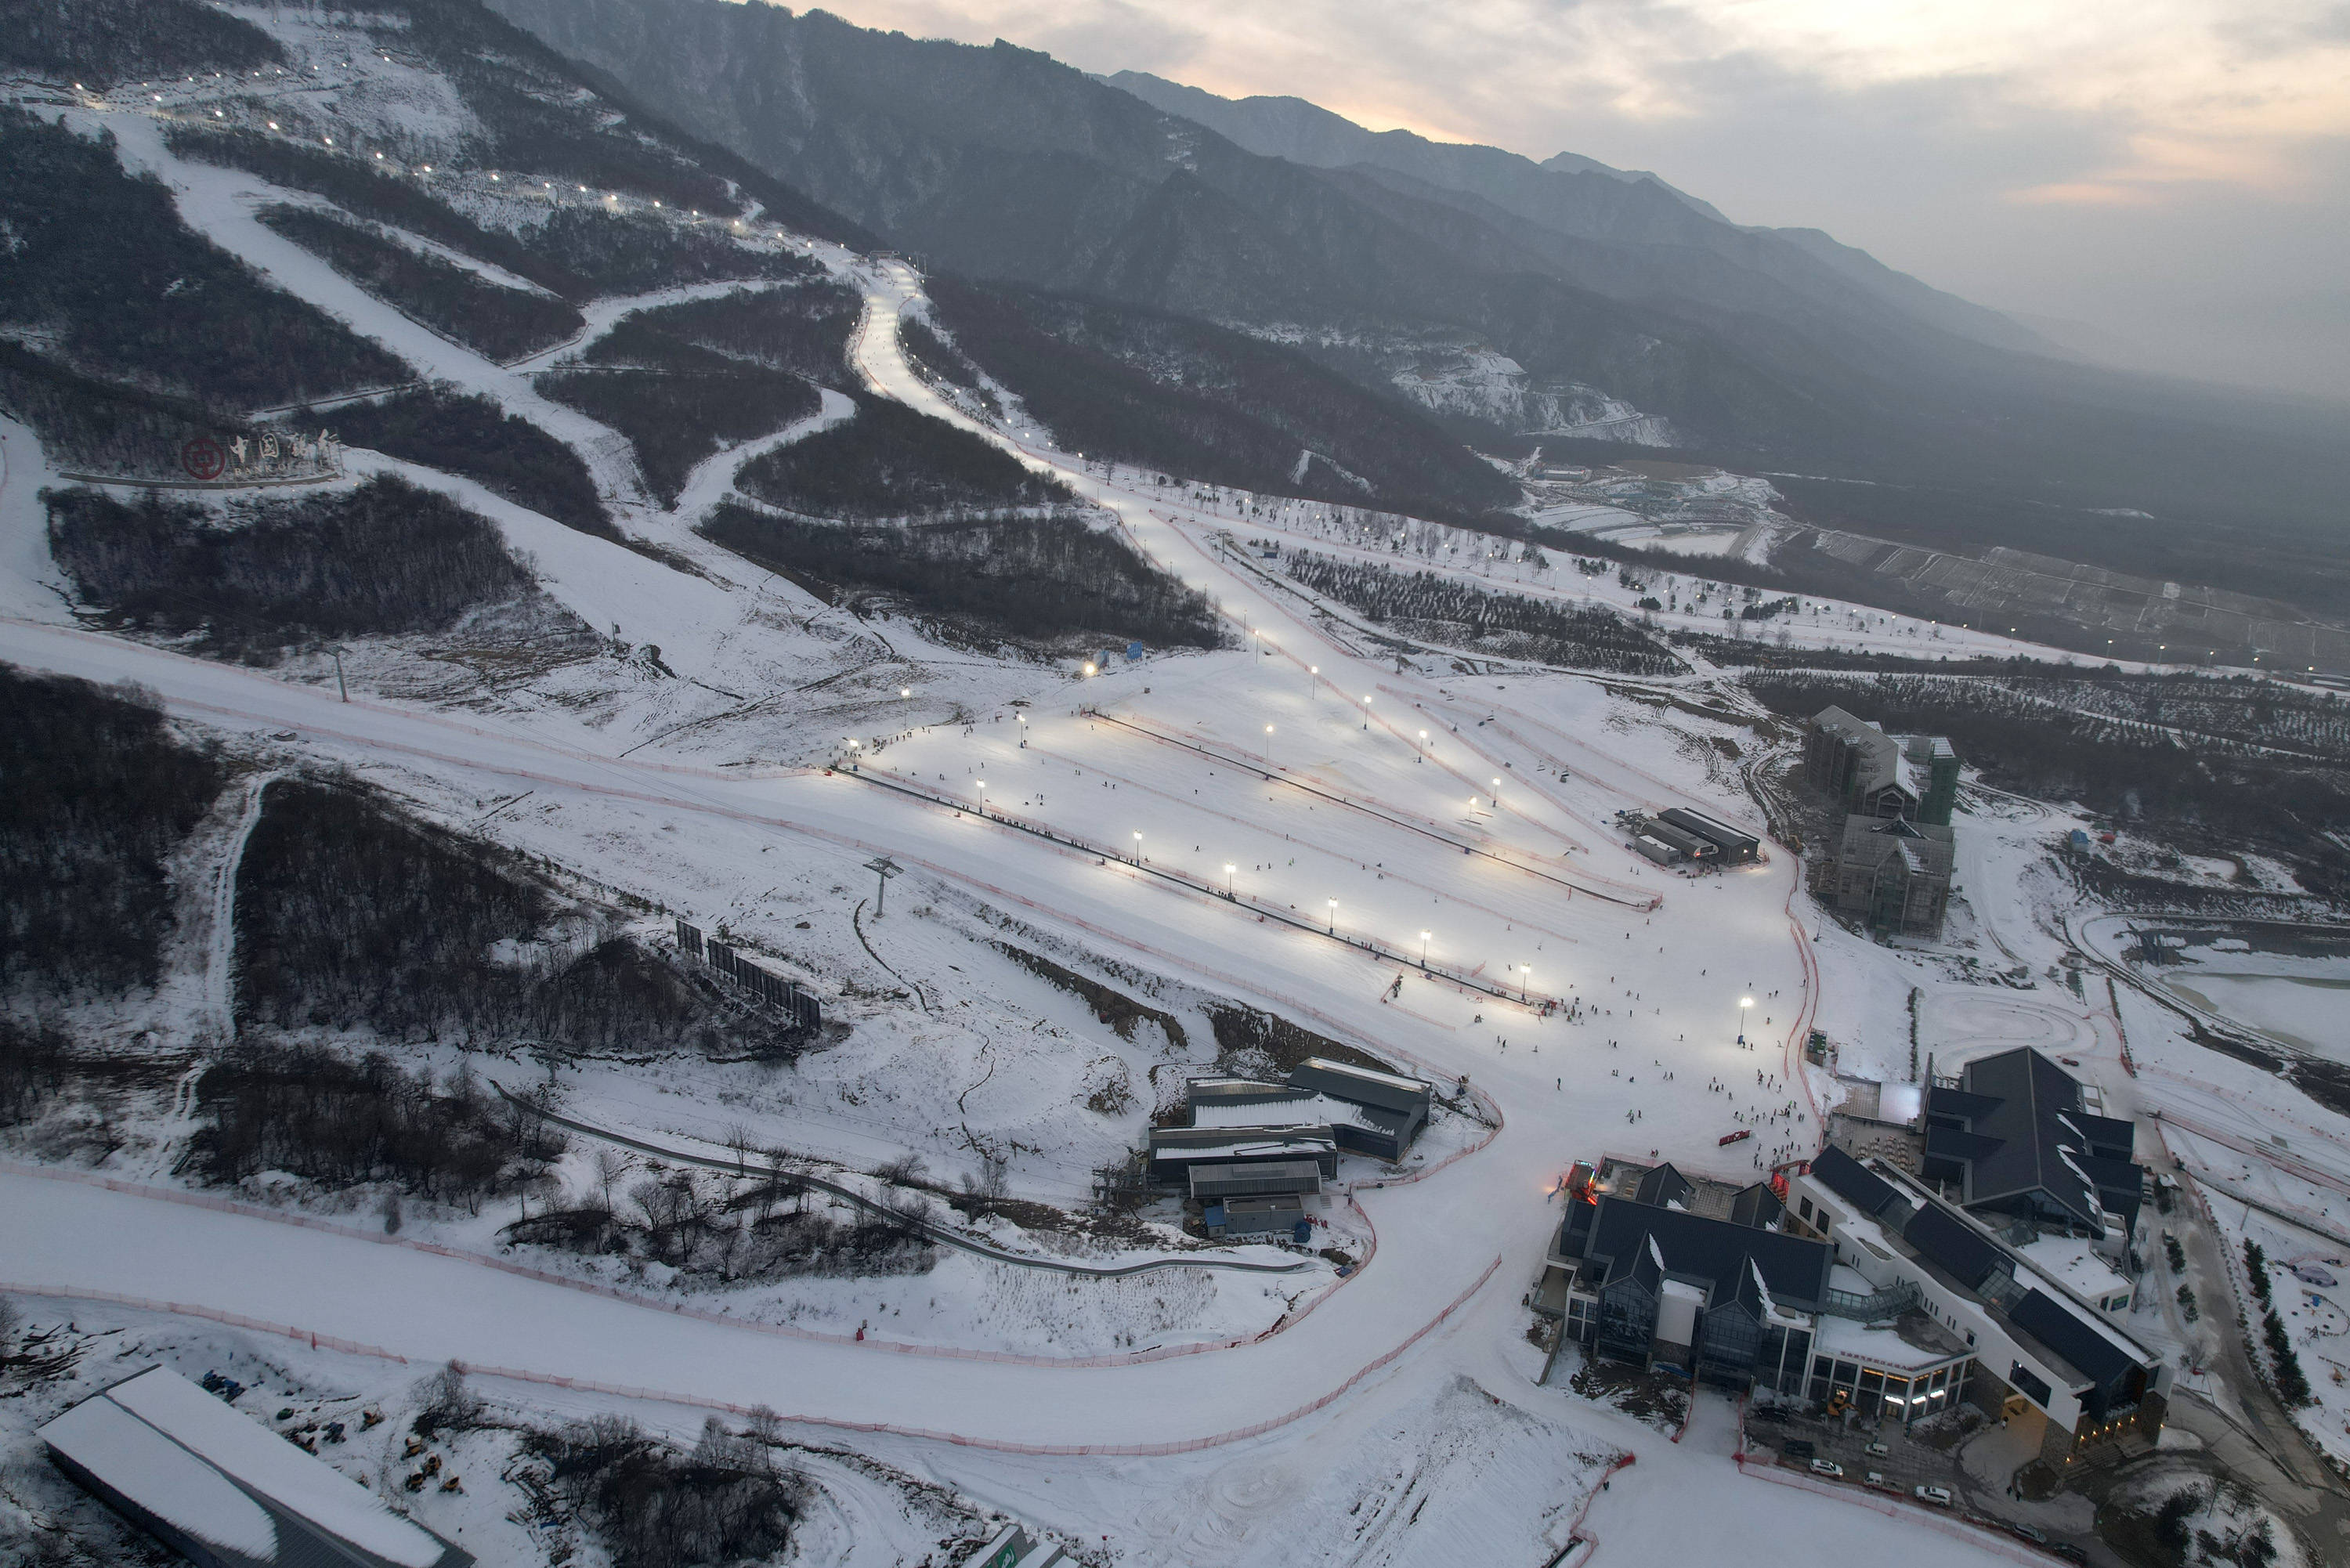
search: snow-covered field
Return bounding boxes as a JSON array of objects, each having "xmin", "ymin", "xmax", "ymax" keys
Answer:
[{"xmin": 5, "ymin": 28, "xmax": 2345, "ymax": 1563}]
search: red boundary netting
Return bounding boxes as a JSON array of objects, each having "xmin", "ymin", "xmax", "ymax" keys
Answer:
[
  {"xmin": 4, "ymin": 1255, "xmax": 1504, "ymax": 1458},
  {"xmin": 0, "ymin": 1158, "xmax": 1404, "ymax": 1371}
]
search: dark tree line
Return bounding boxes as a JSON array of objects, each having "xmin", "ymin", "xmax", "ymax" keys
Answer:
[
  {"xmin": 540, "ymin": 367, "xmax": 818, "ymax": 508},
  {"xmin": 703, "ymin": 503, "xmax": 1220, "ymax": 651},
  {"xmin": 734, "ymin": 392, "xmax": 1071, "ymax": 520},
  {"xmin": 926, "ymin": 278, "xmax": 1517, "ymax": 523},
  {"xmin": 531, "ymin": 1414, "xmax": 804, "ymax": 1568},
  {"xmin": 258, "ymin": 205, "xmax": 583, "ymax": 362},
  {"xmin": 0, "ymin": 339, "xmax": 236, "ymax": 477},
  {"xmin": 590, "ymin": 283, "xmax": 852, "ymax": 381},
  {"xmin": 47, "ymin": 476, "xmax": 533, "ymax": 652},
  {"xmin": 0, "ymin": 1017, "xmax": 72, "ymax": 1125},
  {"xmin": 233, "ymin": 780, "xmax": 804, "ymax": 1058},
  {"xmin": 0, "ymin": 110, "xmax": 407, "ymax": 411},
  {"xmin": 1746, "ymin": 671, "xmax": 2350, "ymax": 891},
  {"xmin": 334, "ymin": 385, "xmax": 612, "ymax": 537},
  {"xmin": 0, "ymin": 663, "xmax": 224, "ymax": 997},
  {"xmin": 898, "ymin": 316, "xmax": 1001, "ymax": 417},
  {"xmin": 1285, "ymin": 551, "xmax": 1679, "ymax": 674},
  {"xmin": 165, "ymin": 125, "xmax": 587, "ymax": 298},
  {"xmin": 0, "ymin": 0, "xmax": 284, "ymax": 89},
  {"xmin": 190, "ymin": 1044, "xmax": 564, "ymax": 1210},
  {"xmin": 510, "ymin": 1164, "xmax": 933, "ymax": 1281},
  {"xmin": 527, "ymin": 210, "xmax": 806, "ymax": 297}
]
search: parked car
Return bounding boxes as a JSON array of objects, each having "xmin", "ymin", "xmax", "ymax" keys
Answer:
[
  {"xmin": 1784, "ymin": 1440, "xmax": 1816, "ymax": 1460},
  {"xmin": 2050, "ymin": 1545, "xmax": 2088, "ymax": 1564},
  {"xmin": 1915, "ymin": 1485, "xmax": 1954, "ymax": 1507},
  {"xmin": 1810, "ymin": 1459, "xmax": 1845, "ymax": 1479},
  {"xmin": 2010, "ymin": 1523, "xmax": 2048, "ymax": 1545},
  {"xmin": 1751, "ymin": 1406, "xmax": 1788, "ymax": 1424},
  {"xmin": 1865, "ymin": 1470, "xmax": 1891, "ymax": 1489},
  {"xmin": 1864, "ymin": 1441, "xmax": 1890, "ymax": 1458}
]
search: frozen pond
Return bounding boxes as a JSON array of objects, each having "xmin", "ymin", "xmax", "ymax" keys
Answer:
[{"xmin": 2162, "ymin": 970, "xmax": 2350, "ymax": 1060}]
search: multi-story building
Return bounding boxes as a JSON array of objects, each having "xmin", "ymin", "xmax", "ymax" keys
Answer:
[
  {"xmin": 1807, "ymin": 706, "xmax": 1963, "ymax": 937},
  {"xmin": 1830, "ymin": 815, "xmax": 1956, "ymax": 937},
  {"xmin": 1786, "ymin": 1147, "xmax": 2167, "ymax": 1463}
]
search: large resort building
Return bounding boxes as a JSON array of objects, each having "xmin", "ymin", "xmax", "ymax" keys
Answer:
[{"xmin": 1543, "ymin": 1048, "xmax": 2165, "ymax": 1465}]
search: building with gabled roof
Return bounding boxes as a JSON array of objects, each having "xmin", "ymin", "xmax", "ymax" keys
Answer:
[
  {"xmin": 1829, "ymin": 815, "xmax": 1954, "ymax": 938},
  {"xmin": 1788, "ymin": 1147, "xmax": 2165, "ymax": 1462},
  {"xmin": 1922, "ymin": 1047, "xmax": 2142, "ymax": 1240}
]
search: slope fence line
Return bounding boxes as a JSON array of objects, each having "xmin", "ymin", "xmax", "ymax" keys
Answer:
[
  {"xmin": 5, "ymin": 1255, "xmax": 1504, "ymax": 1458},
  {"xmin": 1083, "ymin": 708, "xmax": 1606, "ymax": 901},
  {"xmin": 847, "ymin": 761, "xmax": 1562, "ymax": 1009}
]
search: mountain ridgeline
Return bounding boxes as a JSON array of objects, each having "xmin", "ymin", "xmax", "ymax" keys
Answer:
[{"xmin": 485, "ymin": 0, "xmax": 2350, "ymax": 623}]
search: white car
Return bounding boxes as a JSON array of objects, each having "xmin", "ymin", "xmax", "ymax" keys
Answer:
[
  {"xmin": 1810, "ymin": 1459, "xmax": 1845, "ymax": 1478},
  {"xmin": 1914, "ymin": 1484, "xmax": 1954, "ymax": 1507}
]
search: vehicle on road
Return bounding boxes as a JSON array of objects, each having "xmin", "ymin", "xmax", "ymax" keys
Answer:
[
  {"xmin": 2051, "ymin": 1545, "xmax": 2088, "ymax": 1564},
  {"xmin": 1864, "ymin": 1441, "xmax": 1889, "ymax": 1457},
  {"xmin": 1915, "ymin": 1485, "xmax": 1954, "ymax": 1507},
  {"xmin": 1865, "ymin": 1470, "xmax": 1891, "ymax": 1489},
  {"xmin": 1810, "ymin": 1459, "xmax": 1844, "ymax": 1478},
  {"xmin": 2010, "ymin": 1523, "xmax": 2048, "ymax": 1545},
  {"xmin": 1784, "ymin": 1440, "xmax": 1815, "ymax": 1460}
]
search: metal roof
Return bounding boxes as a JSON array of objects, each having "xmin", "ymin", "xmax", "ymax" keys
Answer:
[
  {"xmin": 1287, "ymin": 1057, "xmax": 1431, "ymax": 1115},
  {"xmin": 38, "ymin": 1368, "xmax": 469, "ymax": 1568}
]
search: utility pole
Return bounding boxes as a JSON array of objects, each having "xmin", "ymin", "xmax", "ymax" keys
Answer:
[{"xmin": 330, "ymin": 645, "xmax": 349, "ymax": 702}]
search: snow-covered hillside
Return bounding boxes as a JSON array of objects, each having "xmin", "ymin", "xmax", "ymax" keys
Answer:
[{"xmin": 4, "ymin": 9, "xmax": 2345, "ymax": 1568}]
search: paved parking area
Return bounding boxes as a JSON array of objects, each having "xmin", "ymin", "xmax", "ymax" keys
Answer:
[{"xmin": 1745, "ymin": 1404, "xmax": 2113, "ymax": 1565}]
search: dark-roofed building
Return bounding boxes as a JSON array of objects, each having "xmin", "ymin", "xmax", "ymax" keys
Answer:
[
  {"xmin": 1147, "ymin": 1126, "xmax": 1337, "ymax": 1188},
  {"xmin": 1788, "ymin": 1151, "xmax": 2167, "ymax": 1462},
  {"xmin": 1188, "ymin": 1159, "xmax": 1324, "ymax": 1201},
  {"xmin": 1654, "ymin": 807, "xmax": 1759, "ymax": 864},
  {"xmin": 1284, "ymin": 1057, "xmax": 1433, "ymax": 1162},
  {"xmin": 1546, "ymin": 1159, "xmax": 1831, "ymax": 1393},
  {"xmin": 39, "ymin": 1367, "xmax": 472, "ymax": 1568},
  {"xmin": 1924, "ymin": 1048, "xmax": 2142, "ymax": 1239}
]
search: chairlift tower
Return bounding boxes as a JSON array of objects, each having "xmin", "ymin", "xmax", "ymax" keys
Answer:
[{"xmin": 864, "ymin": 854, "xmax": 903, "ymax": 916}]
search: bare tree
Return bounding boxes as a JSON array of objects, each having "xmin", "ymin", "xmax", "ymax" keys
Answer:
[{"xmin": 594, "ymin": 1147, "xmax": 631, "ymax": 1215}]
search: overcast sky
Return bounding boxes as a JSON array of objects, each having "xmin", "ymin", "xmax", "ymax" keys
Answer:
[{"xmin": 805, "ymin": 0, "xmax": 2350, "ymax": 405}]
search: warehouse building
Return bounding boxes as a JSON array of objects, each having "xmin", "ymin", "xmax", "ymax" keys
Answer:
[
  {"xmin": 1284, "ymin": 1057, "xmax": 1434, "ymax": 1160},
  {"xmin": 1651, "ymin": 807, "xmax": 1759, "ymax": 863},
  {"xmin": 39, "ymin": 1367, "xmax": 472, "ymax": 1568},
  {"xmin": 1148, "ymin": 1057, "xmax": 1435, "ymax": 1195},
  {"xmin": 1147, "ymin": 1126, "xmax": 1336, "ymax": 1189}
]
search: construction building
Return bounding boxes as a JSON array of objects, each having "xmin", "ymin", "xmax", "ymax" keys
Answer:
[
  {"xmin": 1807, "ymin": 706, "xmax": 1962, "ymax": 938},
  {"xmin": 1829, "ymin": 816, "xmax": 1956, "ymax": 937}
]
